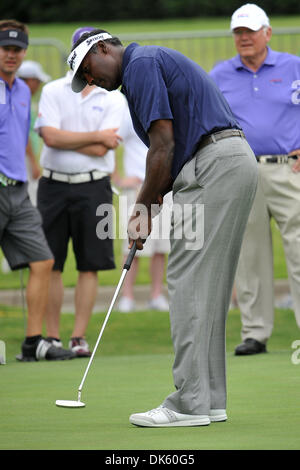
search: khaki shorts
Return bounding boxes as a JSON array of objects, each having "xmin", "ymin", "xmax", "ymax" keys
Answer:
[{"xmin": 120, "ymin": 187, "xmax": 172, "ymax": 257}]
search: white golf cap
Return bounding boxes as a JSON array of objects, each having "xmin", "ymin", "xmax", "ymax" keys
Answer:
[
  {"xmin": 17, "ymin": 60, "xmax": 51, "ymax": 82},
  {"xmin": 67, "ymin": 32, "xmax": 112, "ymax": 93},
  {"xmin": 230, "ymin": 3, "xmax": 270, "ymax": 31}
]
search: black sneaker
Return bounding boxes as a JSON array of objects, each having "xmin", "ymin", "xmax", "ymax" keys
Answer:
[
  {"xmin": 234, "ymin": 338, "xmax": 267, "ymax": 356},
  {"xmin": 16, "ymin": 338, "xmax": 76, "ymax": 361}
]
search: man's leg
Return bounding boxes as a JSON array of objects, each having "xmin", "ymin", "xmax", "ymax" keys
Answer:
[
  {"xmin": 72, "ymin": 271, "xmax": 98, "ymax": 338},
  {"xmin": 235, "ymin": 173, "xmax": 274, "ymax": 348},
  {"xmin": 150, "ymin": 253, "xmax": 165, "ymax": 299},
  {"xmin": 45, "ymin": 270, "xmax": 64, "ymax": 340},
  {"xmin": 65, "ymin": 271, "xmax": 98, "ymax": 357},
  {"xmin": 164, "ymin": 138, "xmax": 257, "ymax": 416},
  {"xmin": 26, "ymin": 259, "xmax": 54, "ymax": 336},
  {"xmin": 266, "ymin": 163, "xmax": 300, "ymax": 329},
  {"xmin": 22, "ymin": 260, "xmax": 75, "ymax": 361}
]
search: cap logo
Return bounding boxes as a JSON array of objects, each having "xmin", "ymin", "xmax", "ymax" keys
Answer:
[
  {"xmin": 9, "ymin": 31, "xmax": 18, "ymax": 38},
  {"xmin": 86, "ymin": 35, "xmax": 106, "ymax": 46},
  {"xmin": 69, "ymin": 50, "xmax": 77, "ymax": 71}
]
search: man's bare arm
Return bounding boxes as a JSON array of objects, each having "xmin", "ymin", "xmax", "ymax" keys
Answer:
[
  {"xmin": 40, "ymin": 126, "xmax": 122, "ymax": 150},
  {"xmin": 75, "ymin": 143, "xmax": 108, "ymax": 157},
  {"xmin": 128, "ymin": 119, "xmax": 174, "ymax": 249}
]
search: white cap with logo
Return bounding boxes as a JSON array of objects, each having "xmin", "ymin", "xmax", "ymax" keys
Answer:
[
  {"xmin": 67, "ymin": 32, "xmax": 112, "ymax": 93},
  {"xmin": 230, "ymin": 3, "xmax": 270, "ymax": 31}
]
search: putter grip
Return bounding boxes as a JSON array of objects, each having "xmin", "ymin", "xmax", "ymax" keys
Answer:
[{"xmin": 123, "ymin": 241, "xmax": 137, "ymax": 270}]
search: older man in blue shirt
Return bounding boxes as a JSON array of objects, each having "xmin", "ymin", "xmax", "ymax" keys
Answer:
[
  {"xmin": 0, "ymin": 19, "xmax": 75, "ymax": 362},
  {"xmin": 210, "ymin": 3, "xmax": 300, "ymax": 355},
  {"xmin": 67, "ymin": 29, "xmax": 258, "ymax": 427}
]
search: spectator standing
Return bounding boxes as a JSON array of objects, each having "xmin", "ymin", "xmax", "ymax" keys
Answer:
[
  {"xmin": 210, "ymin": 3, "xmax": 300, "ymax": 355},
  {"xmin": 0, "ymin": 19, "xmax": 74, "ymax": 361},
  {"xmin": 114, "ymin": 102, "xmax": 171, "ymax": 312},
  {"xmin": 35, "ymin": 27, "xmax": 125, "ymax": 357}
]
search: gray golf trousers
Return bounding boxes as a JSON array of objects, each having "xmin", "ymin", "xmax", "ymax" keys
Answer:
[{"xmin": 163, "ymin": 135, "xmax": 258, "ymax": 415}]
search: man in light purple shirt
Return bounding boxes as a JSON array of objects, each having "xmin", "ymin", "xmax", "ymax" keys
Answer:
[
  {"xmin": 0, "ymin": 57, "xmax": 30, "ymax": 181},
  {"xmin": 0, "ymin": 19, "xmax": 75, "ymax": 362},
  {"xmin": 210, "ymin": 3, "xmax": 300, "ymax": 355}
]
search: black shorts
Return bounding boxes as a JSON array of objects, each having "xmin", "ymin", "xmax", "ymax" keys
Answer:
[{"xmin": 37, "ymin": 176, "xmax": 115, "ymax": 272}]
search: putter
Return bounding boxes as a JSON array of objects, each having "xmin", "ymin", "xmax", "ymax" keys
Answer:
[{"xmin": 55, "ymin": 241, "xmax": 137, "ymax": 408}]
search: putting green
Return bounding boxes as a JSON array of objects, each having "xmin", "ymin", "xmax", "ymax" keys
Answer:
[
  {"xmin": 0, "ymin": 350, "xmax": 300, "ymax": 450},
  {"xmin": 1, "ymin": 308, "xmax": 300, "ymax": 450}
]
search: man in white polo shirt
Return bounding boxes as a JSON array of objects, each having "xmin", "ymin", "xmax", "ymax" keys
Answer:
[{"xmin": 35, "ymin": 27, "xmax": 125, "ymax": 357}]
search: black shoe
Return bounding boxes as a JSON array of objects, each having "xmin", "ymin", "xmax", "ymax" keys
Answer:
[
  {"xmin": 17, "ymin": 338, "xmax": 76, "ymax": 361},
  {"xmin": 234, "ymin": 338, "xmax": 267, "ymax": 356}
]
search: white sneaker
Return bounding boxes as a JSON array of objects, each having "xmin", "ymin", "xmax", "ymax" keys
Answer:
[
  {"xmin": 209, "ymin": 409, "xmax": 227, "ymax": 422},
  {"xmin": 129, "ymin": 405, "xmax": 210, "ymax": 427},
  {"xmin": 148, "ymin": 295, "xmax": 169, "ymax": 311},
  {"xmin": 46, "ymin": 337, "xmax": 63, "ymax": 348},
  {"xmin": 118, "ymin": 296, "xmax": 135, "ymax": 313}
]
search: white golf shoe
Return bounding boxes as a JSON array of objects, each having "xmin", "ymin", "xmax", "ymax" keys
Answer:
[
  {"xmin": 129, "ymin": 405, "xmax": 210, "ymax": 427},
  {"xmin": 209, "ymin": 409, "xmax": 227, "ymax": 422}
]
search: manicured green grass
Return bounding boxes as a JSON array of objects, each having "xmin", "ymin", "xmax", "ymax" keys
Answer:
[{"xmin": 0, "ymin": 305, "xmax": 299, "ymax": 450}]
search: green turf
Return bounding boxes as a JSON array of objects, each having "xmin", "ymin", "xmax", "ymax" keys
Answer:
[{"xmin": 0, "ymin": 306, "xmax": 299, "ymax": 450}]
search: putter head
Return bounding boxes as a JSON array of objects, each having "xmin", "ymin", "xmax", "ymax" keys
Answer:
[{"xmin": 55, "ymin": 399, "xmax": 85, "ymax": 408}]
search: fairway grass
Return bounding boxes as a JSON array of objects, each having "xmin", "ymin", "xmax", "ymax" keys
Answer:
[{"xmin": 1, "ymin": 308, "xmax": 300, "ymax": 450}]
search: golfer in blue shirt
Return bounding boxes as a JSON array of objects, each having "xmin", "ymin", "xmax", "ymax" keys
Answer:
[
  {"xmin": 68, "ymin": 29, "xmax": 258, "ymax": 427},
  {"xmin": 210, "ymin": 3, "xmax": 300, "ymax": 356}
]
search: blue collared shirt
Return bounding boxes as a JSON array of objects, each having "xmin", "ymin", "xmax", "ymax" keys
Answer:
[
  {"xmin": 121, "ymin": 43, "xmax": 240, "ymax": 179},
  {"xmin": 0, "ymin": 77, "xmax": 31, "ymax": 181},
  {"xmin": 210, "ymin": 47, "xmax": 300, "ymax": 156}
]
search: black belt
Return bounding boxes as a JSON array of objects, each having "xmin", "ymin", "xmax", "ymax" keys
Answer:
[
  {"xmin": 257, "ymin": 155, "xmax": 298, "ymax": 164},
  {"xmin": 197, "ymin": 129, "xmax": 245, "ymax": 152}
]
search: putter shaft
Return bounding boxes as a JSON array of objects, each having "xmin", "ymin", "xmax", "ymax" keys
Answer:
[{"xmin": 77, "ymin": 242, "xmax": 137, "ymax": 398}]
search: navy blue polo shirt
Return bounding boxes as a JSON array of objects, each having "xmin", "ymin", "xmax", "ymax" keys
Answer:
[{"xmin": 121, "ymin": 43, "xmax": 240, "ymax": 179}]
